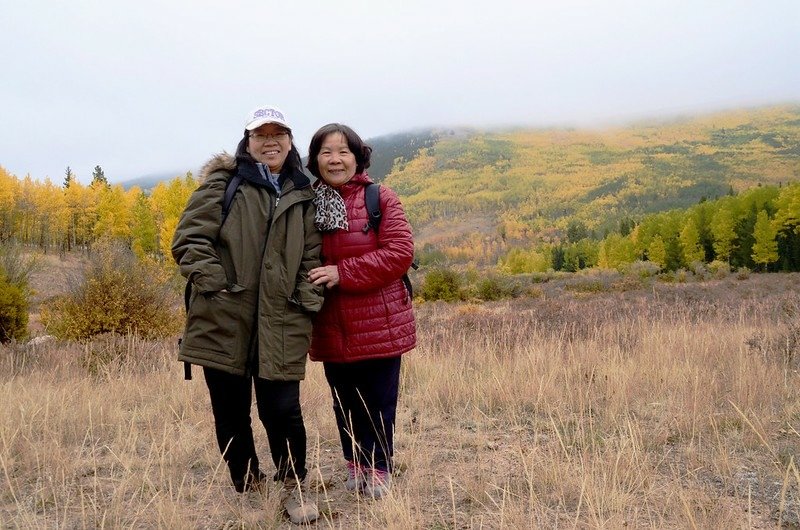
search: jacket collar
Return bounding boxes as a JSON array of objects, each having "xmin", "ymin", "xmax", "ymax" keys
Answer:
[
  {"xmin": 335, "ymin": 172, "xmax": 373, "ymax": 198},
  {"xmin": 201, "ymin": 152, "xmax": 311, "ymax": 193},
  {"xmin": 237, "ymin": 157, "xmax": 311, "ymax": 191}
]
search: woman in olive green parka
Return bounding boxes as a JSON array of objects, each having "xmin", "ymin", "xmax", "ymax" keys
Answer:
[
  {"xmin": 171, "ymin": 105, "xmax": 322, "ymax": 523},
  {"xmin": 173, "ymin": 151, "xmax": 322, "ymax": 380}
]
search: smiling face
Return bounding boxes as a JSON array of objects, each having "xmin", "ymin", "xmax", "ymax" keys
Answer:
[
  {"xmin": 246, "ymin": 123, "xmax": 292, "ymax": 173},
  {"xmin": 316, "ymin": 132, "xmax": 357, "ymax": 187}
]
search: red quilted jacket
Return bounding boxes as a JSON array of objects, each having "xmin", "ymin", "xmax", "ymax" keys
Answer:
[{"xmin": 309, "ymin": 173, "xmax": 416, "ymax": 363}]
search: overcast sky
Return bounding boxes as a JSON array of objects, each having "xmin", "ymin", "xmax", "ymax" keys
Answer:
[{"xmin": 2, "ymin": 0, "xmax": 798, "ymax": 183}]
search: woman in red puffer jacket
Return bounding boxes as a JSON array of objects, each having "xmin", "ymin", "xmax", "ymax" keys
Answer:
[{"xmin": 307, "ymin": 123, "xmax": 416, "ymax": 499}]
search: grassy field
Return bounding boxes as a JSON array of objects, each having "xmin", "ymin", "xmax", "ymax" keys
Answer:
[{"xmin": 1, "ymin": 270, "xmax": 799, "ymax": 528}]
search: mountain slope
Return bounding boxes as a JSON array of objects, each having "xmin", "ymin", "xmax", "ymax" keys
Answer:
[{"xmin": 383, "ymin": 105, "xmax": 800, "ymax": 247}]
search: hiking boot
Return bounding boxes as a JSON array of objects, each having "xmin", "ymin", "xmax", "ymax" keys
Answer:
[
  {"xmin": 362, "ymin": 467, "xmax": 392, "ymax": 499},
  {"xmin": 282, "ymin": 478, "xmax": 319, "ymax": 524},
  {"xmin": 345, "ymin": 460, "xmax": 362, "ymax": 491}
]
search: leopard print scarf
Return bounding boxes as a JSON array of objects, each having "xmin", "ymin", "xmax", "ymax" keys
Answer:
[{"xmin": 313, "ymin": 183, "xmax": 349, "ymax": 232}]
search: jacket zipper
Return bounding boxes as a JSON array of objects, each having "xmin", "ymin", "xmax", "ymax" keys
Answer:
[
  {"xmin": 243, "ymin": 188, "xmax": 278, "ymax": 378},
  {"xmin": 244, "ymin": 184, "xmax": 313, "ymax": 377}
]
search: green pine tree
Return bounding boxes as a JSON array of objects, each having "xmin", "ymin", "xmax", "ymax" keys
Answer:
[
  {"xmin": 63, "ymin": 166, "xmax": 74, "ymax": 188},
  {"xmin": 91, "ymin": 165, "xmax": 108, "ymax": 187}
]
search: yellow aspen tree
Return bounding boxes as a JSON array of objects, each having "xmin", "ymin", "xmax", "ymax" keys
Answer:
[
  {"xmin": 679, "ymin": 218, "xmax": 705, "ymax": 264},
  {"xmin": 130, "ymin": 190, "xmax": 158, "ymax": 258},
  {"xmin": 159, "ymin": 216, "xmax": 179, "ymax": 259},
  {"xmin": 64, "ymin": 180, "xmax": 82, "ymax": 251},
  {"xmin": 32, "ymin": 178, "xmax": 67, "ymax": 251},
  {"xmin": 16, "ymin": 175, "xmax": 37, "ymax": 244},
  {"xmin": 83, "ymin": 180, "xmax": 105, "ymax": 246},
  {"xmin": 151, "ymin": 173, "xmax": 197, "ymax": 258},
  {"xmin": 773, "ymin": 182, "xmax": 800, "ymax": 235},
  {"xmin": 64, "ymin": 180, "xmax": 95, "ymax": 249},
  {"xmin": 598, "ymin": 233, "xmax": 638, "ymax": 270},
  {"xmin": 94, "ymin": 184, "xmax": 132, "ymax": 241},
  {"xmin": 0, "ymin": 167, "xmax": 18, "ymax": 240},
  {"xmin": 711, "ymin": 204, "xmax": 738, "ymax": 262},
  {"xmin": 751, "ymin": 210, "xmax": 778, "ymax": 270},
  {"xmin": 647, "ymin": 235, "xmax": 667, "ymax": 269},
  {"xmin": 597, "ymin": 243, "xmax": 610, "ymax": 269}
]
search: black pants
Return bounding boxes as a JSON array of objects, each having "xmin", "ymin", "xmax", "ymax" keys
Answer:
[
  {"xmin": 203, "ymin": 367, "xmax": 307, "ymax": 491},
  {"xmin": 323, "ymin": 357, "xmax": 402, "ymax": 472}
]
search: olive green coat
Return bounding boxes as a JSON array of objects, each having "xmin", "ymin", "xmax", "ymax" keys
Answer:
[{"xmin": 171, "ymin": 154, "xmax": 323, "ymax": 380}]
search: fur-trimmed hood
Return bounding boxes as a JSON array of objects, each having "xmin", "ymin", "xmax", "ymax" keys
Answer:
[
  {"xmin": 199, "ymin": 152, "xmax": 236, "ymax": 182},
  {"xmin": 198, "ymin": 152, "xmax": 311, "ymax": 191}
]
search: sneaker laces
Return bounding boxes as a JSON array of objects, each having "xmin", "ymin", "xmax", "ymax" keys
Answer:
[{"xmin": 365, "ymin": 467, "xmax": 389, "ymax": 484}]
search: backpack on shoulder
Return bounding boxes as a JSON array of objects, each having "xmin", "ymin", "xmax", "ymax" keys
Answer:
[{"xmin": 362, "ymin": 183, "xmax": 418, "ymax": 299}]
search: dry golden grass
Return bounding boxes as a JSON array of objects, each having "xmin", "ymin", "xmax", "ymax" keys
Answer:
[{"xmin": 2, "ymin": 273, "xmax": 799, "ymax": 528}]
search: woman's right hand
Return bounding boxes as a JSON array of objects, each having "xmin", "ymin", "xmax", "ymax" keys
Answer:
[{"xmin": 309, "ymin": 265, "xmax": 340, "ymax": 288}]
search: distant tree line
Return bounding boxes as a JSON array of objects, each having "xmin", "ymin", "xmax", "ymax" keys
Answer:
[
  {"xmin": 2, "ymin": 163, "xmax": 798, "ymax": 275},
  {"xmin": 0, "ymin": 165, "xmax": 197, "ymax": 260}
]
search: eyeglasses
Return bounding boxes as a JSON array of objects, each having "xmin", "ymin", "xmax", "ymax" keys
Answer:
[{"xmin": 249, "ymin": 131, "xmax": 290, "ymax": 143}]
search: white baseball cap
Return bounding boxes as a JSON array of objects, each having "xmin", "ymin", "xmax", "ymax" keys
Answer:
[{"xmin": 245, "ymin": 105, "xmax": 291, "ymax": 131}]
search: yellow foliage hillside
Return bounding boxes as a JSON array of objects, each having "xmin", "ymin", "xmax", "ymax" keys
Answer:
[{"xmin": 385, "ymin": 105, "xmax": 800, "ymax": 248}]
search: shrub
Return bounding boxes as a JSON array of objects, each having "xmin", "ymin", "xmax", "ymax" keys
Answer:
[
  {"xmin": 0, "ymin": 272, "xmax": 28, "ymax": 343},
  {"xmin": 659, "ymin": 271, "xmax": 675, "ymax": 283},
  {"xmin": 42, "ymin": 241, "xmax": 181, "ymax": 341},
  {"xmin": 736, "ymin": 267, "xmax": 751, "ymax": 280},
  {"xmin": 417, "ymin": 244, "xmax": 447, "ymax": 267},
  {"xmin": 611, "ymin": 275, "xmax": 646, "ymax": 291},
  {"xmin": 498, "ymin": 248, "xmax": 549, "ymax": 274},
  {"xmin": 625, "ymin": 260, "xmax": 661, "ymax": 279},
  {"xmin": 525, "ymin": 285, "xmax": 544, "ymax": 298},
  {"xmin": 707, "ymin": 260, "xmax": 731, "ymax": 279},
  {"xmin": 565, "ymin": 279, "xmax": 606, "ymax": 293},
  {"xmin": 420, "ymin": 267, "xmax": 462, "ymax": 302},
  {"xmin": 0, "ymin": 243, "xmax": 38, "ymax": 287},
  {"xmin": 659, "ymin": 269, "xmax": 693, "ymax": 283},
  {"xmin": 0, "ymin": 243, "xmax": 34, "ymax": 343},
  {"xmin": 527, "ymin": 272, "xmax": 554, "ymax": 284},
  {"xmin": 474, "ymin": 274, "xmax": 520, "ymax": 301},
  {"xmin": 688, "ymin": 261, "xmax": 710, "ymax": 280},
  {"xmin": 674, "ymin": 268, "xmax": 691, "ymax": 283}
]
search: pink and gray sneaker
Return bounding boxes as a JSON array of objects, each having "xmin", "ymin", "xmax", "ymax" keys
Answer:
[
  {"xmin": 362, "ymin": 467, "xmax": 392, "ymax": 499},
  {"xmin": 345, "ymin": 460, "xmax": 362, "ymax": 491}
]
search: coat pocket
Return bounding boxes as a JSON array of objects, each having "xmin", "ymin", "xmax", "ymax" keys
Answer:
[
  {"xmin": 280, "ymin": 299, "xmax": 313, "ymax": 372},
  {"xmin": 184, "ymin": 289, "xmax": 245, "ymax": 356}
]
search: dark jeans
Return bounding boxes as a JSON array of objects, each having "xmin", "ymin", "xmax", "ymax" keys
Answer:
[
  {"xmin": 323, "ymin": 357, "xmax": 402, "ymax": 472},
  {"xmin": 203, "ymin": 367, "xmax": 307, "ymax": 491}
]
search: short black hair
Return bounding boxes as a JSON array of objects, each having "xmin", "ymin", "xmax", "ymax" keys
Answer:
[
  {"xmin": 306, "ymin": 123, "xmax": 372, "ymax": 178},
  {"xmin": 235, "ymin": 129, "xmax": 302, "ymax": 174}
]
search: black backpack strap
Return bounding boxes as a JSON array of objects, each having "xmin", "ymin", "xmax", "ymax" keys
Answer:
[
  {"xmin": 183, "ymin": 279, "xmax": 192, "ymax": 311},
  {"xmin": 402, "ymin": 273, "xmax": 414, "ymax": 300},
  {"xmin": 362, "ymin": 183, "xmax": 382, "ymax": 233},
  {"xmin": 362, "ymin": 182, "xmax": 418, "ymax": 300},
  {"xmin": 222, "ymin": 173, "xmax": 243, "ymax": 222}
]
